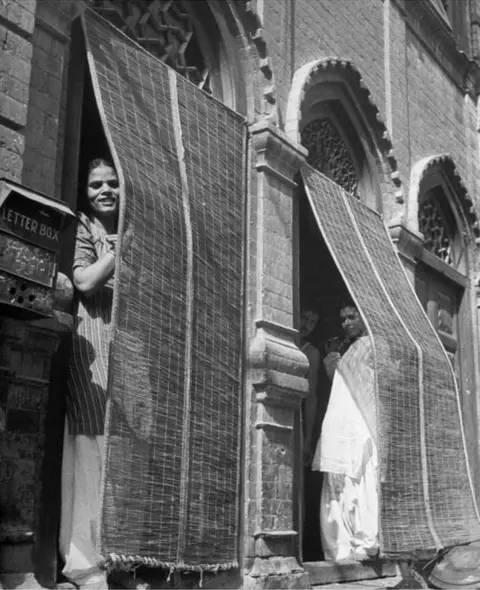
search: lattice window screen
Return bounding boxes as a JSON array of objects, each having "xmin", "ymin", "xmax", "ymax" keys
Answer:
[
  {"xmin": 301, "ymin": 118, "xmax": 360, "ymax": 198},
  {"xmin": 418, "ymin": 192, "xmax": 455, "ymax": 266},
  {"xmin": 90, "ymin": 0, "xmax": 213, "ymax": 94}
]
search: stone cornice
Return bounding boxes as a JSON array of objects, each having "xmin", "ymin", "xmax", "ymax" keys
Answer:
[
  {"xmin": 249, "ymin": 321, "xmax": 308, "ymax": 379},
  {"xmin": 250, "ymin": 120, "xmax": 308, "ymax": 177},
  {"xmin": 398, "ymin": 0, "xmax": 479, "ymax": 96},
  {"xmin": 389, "ymin": 217, "xmax": 425, "ymax": 263}
]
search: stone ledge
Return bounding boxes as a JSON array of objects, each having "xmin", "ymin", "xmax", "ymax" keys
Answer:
[
  {"xmin": 244, "ymin": 571, "xmax": 311, "ymax": 589},
  {"xmin": 304, "ymin": 560, "xmax": 399, "ymax": 586},
  {"xmin": 0, "ymin": 573, "xmax": 44, "ymax": 589},
  {"xmin": 0, "ymin": 542, "xmax": 34, "ymax": 577}
]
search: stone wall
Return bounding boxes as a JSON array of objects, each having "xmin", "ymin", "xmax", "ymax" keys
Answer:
[
  {"xmin": 0, "ymin": 0, "xmax": 36, "ymax": 182},
  {"xmin": 261, "ymin": 0, "xmax": 480, "ymax": 222}
]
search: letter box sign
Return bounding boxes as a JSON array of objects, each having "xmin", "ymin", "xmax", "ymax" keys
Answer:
[{"xmin": 0, "ymin": 179, "xmax": 75, "ymax": 317}]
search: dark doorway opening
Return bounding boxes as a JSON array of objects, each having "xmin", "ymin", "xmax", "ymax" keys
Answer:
[
  {"xmin": 298, "ymin": 182, "xmax": 349, "ymax": 562},
  {"xmin": 35, "ymin": 23, "xmax": 112, "ymax": 587},
  {"xmin": 77, "ymin": 66, "xmax": 111, "ymax": 212}
]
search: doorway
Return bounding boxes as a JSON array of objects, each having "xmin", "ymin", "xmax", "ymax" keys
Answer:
[
  {"xmin": 34, "ymin": 25, "xmax": 113, "ymax": 586},
  {"xmin": 297, "ymin": 182, "xmax": 350, "ymax": 562}
]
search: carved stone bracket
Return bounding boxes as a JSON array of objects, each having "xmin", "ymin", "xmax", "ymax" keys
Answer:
[
  {"xmin": 243, "ymin": 121, "xmax": 310, "ymax": 588},
  {"xmin": 388, "ymin": 217, "xmax": 425, "ymax": 283}
]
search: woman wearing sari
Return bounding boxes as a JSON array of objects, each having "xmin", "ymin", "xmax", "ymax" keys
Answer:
[{"xmin": 312, "ymin": 299, "xmax": 379, "ymax": 562}]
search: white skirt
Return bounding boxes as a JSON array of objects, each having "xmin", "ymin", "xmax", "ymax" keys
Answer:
[
  {"xmin": 320, "ymin": 452, "xmax": 379, "ymax": 561},
  {"xmin": 59, "ymin": 419, "xmax": 107, "ymax": 587}
]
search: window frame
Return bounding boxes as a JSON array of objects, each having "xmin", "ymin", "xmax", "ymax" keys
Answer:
[
  {"xmin": 299, "ymin": 82, "xmax": 383, "ymax": 212},
  {"xmin": 414, "ymin": 170, "xmax": 480, "ymax": 495}
]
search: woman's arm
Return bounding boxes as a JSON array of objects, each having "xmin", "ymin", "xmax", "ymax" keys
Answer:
[
  {"xmin": 73, "ymin": 250, "xmax": 115, "ymax": 297},
  {"xmin": 72, "ymin": 215, "xmax": 116, "ymax": 297}
]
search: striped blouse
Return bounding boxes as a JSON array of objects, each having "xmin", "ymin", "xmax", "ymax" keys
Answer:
[{"xmin": 66, "ymin": 212, "xmax": 114, "ymax": 435}]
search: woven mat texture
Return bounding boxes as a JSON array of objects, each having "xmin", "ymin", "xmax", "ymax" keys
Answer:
[
  {"xmin": 301, "ymin": 165, "xmax": 480, "ymax": 556},
  {"xmin": 82, "ymin": 9, "xmax": 246, "ymax": 571}
]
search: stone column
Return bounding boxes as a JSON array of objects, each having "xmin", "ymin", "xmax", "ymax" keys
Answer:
[{"xmin": 243, "ymin": 120, "xmax": 310, "ymax": 589}]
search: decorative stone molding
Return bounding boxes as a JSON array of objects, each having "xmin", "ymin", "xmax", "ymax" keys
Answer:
[
  {"xmin": 243, "ymin": 120, "xmax": 309, "ymax": 588},
  {"xmin": 407, "ymin": 154, "xmax": 480, "ymax": 244},
  {"xmin": 388, "ymin": 216, "xmax": 425, "ymax": 283},
  {"xmin": 285, "ymin": 58, "xmax": 404, "ymax": 204},
  {"xmin": 235, "ymin": 0, "xmax": 278, "ymax": 121}
]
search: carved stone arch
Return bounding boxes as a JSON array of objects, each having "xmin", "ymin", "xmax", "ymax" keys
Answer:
[
  {"xmin": 408, "ymin": 154, "xmax": 480, "ymax": 246},
  {"xmin": 88, "ymin": 0, "xmax": 260, "ymax": 119},
  {"xmin": 233, "ymin": 0, "xmax": 279, "ymax": 123},
  {"xmin": 285, "ymin": 58, "xmax": 404, "ymax": 214},
  {"xmin": 200, "ymin": 0, "xmax": 259, "ymax": 119}
]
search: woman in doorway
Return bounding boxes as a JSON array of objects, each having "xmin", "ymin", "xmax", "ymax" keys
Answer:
[
  {"xmin": 312, "ymin": 297, "xmax": 378, "ymax": 562},
  {"xmin": 59, "ymin": 158, "xmax": 130, "ymax": 589}
]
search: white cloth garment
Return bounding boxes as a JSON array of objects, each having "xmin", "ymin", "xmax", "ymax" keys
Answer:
[
  {"xmin": 312, "ymin": 336, "xmax": 379, "ymax": 561},
  {"xmin": 320, "ymin": 451, "xmax": 378, "ymax": 561},
  {"xmin": 59, "ymin": 419, "xmax": 107, "ymax": 588}
]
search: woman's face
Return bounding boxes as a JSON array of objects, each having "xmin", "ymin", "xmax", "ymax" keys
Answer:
[
  {"xmin": 300, "ymin": 309, "xmax": 319, "ymax": 339},
  {"xmin": 87, "ymin": 165, "xmax": 119, "ymax": 219}
]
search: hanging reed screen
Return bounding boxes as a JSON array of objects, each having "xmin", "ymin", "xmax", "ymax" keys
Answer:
[
  {"xmin": 301, "ymin": 165, "xmax": 480, "ymax": 556},
  {"xmin": 80, "ymin": 8, "xmax": 246, "ymax": 572}
]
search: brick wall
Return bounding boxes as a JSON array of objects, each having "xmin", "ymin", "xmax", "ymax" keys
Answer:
[
  {"xmin": 0, "ymin": 0, "xmax": 36, "ymax": 182},
  {"xmin": 261, "ymin": 0, "xmax": 480, "ymax": 219},
  {"xmin": 266, "ymin": 0, "xmax": 386, "ymax": 132},
  {"xmin": 22, "ymin": 1, "xmax": 75, "ymax": 199}
]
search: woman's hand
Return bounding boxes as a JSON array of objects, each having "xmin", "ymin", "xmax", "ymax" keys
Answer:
[
  {"xmin": 121, "ymin": 226, "xmax": 134, "ymax": 254},
  {"xmin": 73, "ymin": 227, "xmax": 134, "ymax": 298},
  {"xmin": 323, "ymin": 352, "xmax": 341, "ymax": 380}
]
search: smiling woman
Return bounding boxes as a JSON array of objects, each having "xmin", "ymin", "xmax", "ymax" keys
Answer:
[
  {"xmin": 58, "ymin": 159, "xmax": 130, "ymax": 589},
  {"xmin": 86, "ymin": 163, "xmax": 119, "ymax": 220}
]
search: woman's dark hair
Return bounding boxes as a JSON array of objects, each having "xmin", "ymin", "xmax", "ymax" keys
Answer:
[
  {"xmin": 87, "ymin": 158, "xmax": 115, "ymax": 178},
  {"xmin": 339, "ymin": 293, "xmax": 357, "ymax": 311}
]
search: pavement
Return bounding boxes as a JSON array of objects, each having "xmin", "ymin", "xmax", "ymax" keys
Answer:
[{"xmin": 0, "ymin": 572, "xmax": 428, "ymax": 589}]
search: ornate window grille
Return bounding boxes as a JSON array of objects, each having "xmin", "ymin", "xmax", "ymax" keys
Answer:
[
  {"xmin": 301, "ymin": 118, "xmax": 360, "ymax": 198},
  {"xmin": 418, "ymin": 192, "xmax": 455, "ymax": 266},
  {"xmin": 90, "ymin": 0, "xmax": 213, "ymax": 94}
]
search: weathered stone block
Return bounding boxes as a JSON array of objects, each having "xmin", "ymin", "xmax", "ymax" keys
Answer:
[
  {"xmin": 0, "ymin": 0, "xmax": 36, "ymax": 36},
  {"xmin": 0, "ymin": 126, "xmax": 25, "ymax": 156},
  {"xmin": 0, "ymin": 73, "xmax": 29, "ymax": 108},
  {"xmin": 0, "ymin": 54, "xmax": 31, "ymax": 86},
  {"xmin": 0, "ymin": 147, "xmax": 23, "ymax": 180},
  {"xmin": 249, "ymin": 557, "xmax": 276, "ymax": 578},
  {"xmin": 0, "ymin": 94, "xmax": 27, "ymax": 127},
  {"xmin": 244, "ymin": 571, "xmax": 310, "ymax": 589},
  {"xmin": 0, "ymin": 26, "xmax": 33, "ymax": 62}
]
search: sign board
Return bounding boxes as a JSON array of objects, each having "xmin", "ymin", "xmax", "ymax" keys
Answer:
[{"xmin": 0, "ymin": 179, "xmax": 75, "ymax": 317}]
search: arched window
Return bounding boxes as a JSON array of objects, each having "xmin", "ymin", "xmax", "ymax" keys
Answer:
[
  {"xmin": 415, "ymin": 181, "xmax": 467, "ymax": 377},
  {"xmin": 300, "ymin": 93, "xmax": 380, "ymax": 207},
  {"xmin": 90, "ymin": 0, "xmax": 236, "ymax": 107},
  {"xmin": 412, "ymin": 158, "xmax": 479, "ymax": 472},
  {"xmin": 301, "ymin": 116, "xmax": 360, "ymax": 199},
  {"xmin": 418, "ymin": 186, "xmax": 465, "ymax": 270}
]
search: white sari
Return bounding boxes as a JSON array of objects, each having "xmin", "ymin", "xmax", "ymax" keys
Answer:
[{"xmin": 312, "ymin": 336, "xmax": 379, "ymax": 561}]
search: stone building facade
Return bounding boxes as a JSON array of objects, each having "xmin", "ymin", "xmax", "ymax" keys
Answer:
[{"xmin": 2, "ymin": 0, "xmax": 480, "ymax": 588}]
